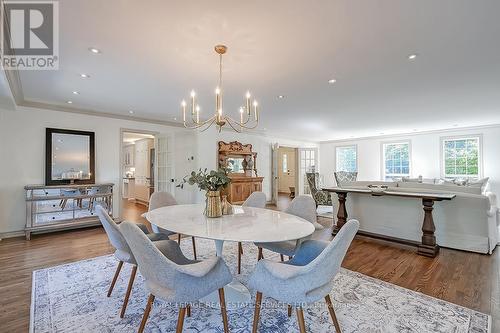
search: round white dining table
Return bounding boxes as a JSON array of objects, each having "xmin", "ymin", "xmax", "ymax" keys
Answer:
[{"xmin": 144, "ymin": 203, "xmax": 315, "ymax": 308}]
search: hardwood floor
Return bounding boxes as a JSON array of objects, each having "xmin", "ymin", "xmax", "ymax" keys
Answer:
[{"xmin": 0, "ymin": 197, "xmax": 498, "ymax": 332}]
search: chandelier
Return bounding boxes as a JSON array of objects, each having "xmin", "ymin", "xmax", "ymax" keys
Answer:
[{"xmin": 181, "ymin": 44, "xmax": 259, "ymax": 132}]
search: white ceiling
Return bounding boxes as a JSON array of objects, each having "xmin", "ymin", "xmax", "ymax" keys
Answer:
[{"xmin": 14, "ymin": 0, "xmax": 500, "ymax": 141}]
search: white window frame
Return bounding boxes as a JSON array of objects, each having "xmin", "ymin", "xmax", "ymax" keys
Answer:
[
  {"xmin": 381, "ymin": 140, "xmax": 412, "ymax": 181},
  {"xmin": 440, "ymin": 135, "xmax": 483, "ymax": 180},
  {"xmin": 335, "ymin": 145, "xmax": 358, "ymax": 172}
]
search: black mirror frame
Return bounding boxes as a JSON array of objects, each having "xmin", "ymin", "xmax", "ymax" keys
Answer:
[{"xmin": 45, "ymin": 128, "xmax": 95, "ymax": 185}]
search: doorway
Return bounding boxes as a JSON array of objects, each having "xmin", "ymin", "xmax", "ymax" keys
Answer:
[
  {"xmin": 119, "ymin": 130, "xmax": 157, "ymax": 221},
  {"xmin": 277, "ymin": 146, "xmax": 298, "ymax": 198}
]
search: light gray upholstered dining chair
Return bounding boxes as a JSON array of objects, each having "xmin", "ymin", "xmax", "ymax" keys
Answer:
[
  {"xmin": 255, "ymin": 195, "xmax": 324, "ymax": 261},
  {"xmin": 149, "ymin": 191, "xmax": 197, "ymax": 260},
  {"xmin": 236, "ymin": 192, "xmax": 267, "ymax": 274},
  {"xmin": 96, "ymin": 206, "xmax": 170, "ymax": 318},
  {"xmin": 249, "ymin": 219, "xmax": 359, "ymax": 333},
  {"xmin": 119, "ymin": 221, "xmax": 233, "ymax": 333}
]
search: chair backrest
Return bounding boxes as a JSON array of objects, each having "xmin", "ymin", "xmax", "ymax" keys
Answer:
[
  {"xmin": 148, "ymin": 192, "xmax": 177, "ymax": 233},
  {"xmin": 334, "ymin": 171, "xmax": 358, "ymax": 186},
  {"xmin": 96, "ymin": 206, "xmax": 131, "ymax": 254},
  {"xmin": 119, "ymin": 221, "xmax": 178, "ymax": 288},
  {"xmin": 149, "ymin": 191, "xmax": 178, "ymax": 211},
  {"xmin": 303, "ymin": 219, "xmax": 359, "ymax": 285},
  {"xmin": 285, "ymin": 195, "xmax": 318, "ymax": 225},
  {"xmin": 242, "ymin": 192, "xmax": 267, "ymax": 208},
  {"xmin": 305, "ymin": 173, "xmax": 320, "ymax": 194}
]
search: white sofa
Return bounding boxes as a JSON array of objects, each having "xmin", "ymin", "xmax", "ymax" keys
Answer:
[{"xmin": 330, "ymin": 181, "xmax": 498, "ymax": 254}]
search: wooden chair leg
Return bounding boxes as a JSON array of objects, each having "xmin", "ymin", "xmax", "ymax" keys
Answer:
[
  {"xmin": 191, "ymin": 237, "xmax": 197, "ymax": 260},
  {"xmin": 325, "ymin": 295, "xmax": 342, "ymax": 332},
  {"xmin": 237, "ymin": 243, "xmax": 242, "ymax": 275},
  {"xmin": 138, "ymin": 294, "xmax": 155, "ymax": 333},
  {"xmin": 186, "ymin": 304, "xmax": 191, "ymax": 317},
  {"xmin": 176, "ymin": 307, "xmax": 186, "ymax": 333},
  {"xmin": 258, "ymin": 247, "xmax": 264, "ymax": 261},
  {"xmin": 107, "ymin": 261, "xmax": 123, "ymax": 297},
  {"xmin": 280, "ymin": 254, "xmax": 285, "ymax": 262},
  {"xmin": 296, "ymin": 307, "xmax": 307, "ymax": 333},
  {"xmin": 218, "ymin": 288, "xmax": 230, "ymax": 333},
  {"xmin": 288, "ymin": 304, "xmax": 292, "ymax": 317},
  {"xmin": 120, "ymin": 265, "xmax": 137, "ymax": 318},
  {"xmin": 239, "ymin": 242, "xmax": 244, "ymax": 255},
  {"xmin": 177, "ymin": 234, "xmax": 181, "ymax": 243},
  {"xmin": 252, "ymin": 292, "xmax": 263, "ymax": 333}
]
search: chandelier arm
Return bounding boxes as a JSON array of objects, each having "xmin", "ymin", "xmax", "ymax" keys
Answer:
[
  {"xmin": 224, "ymin": 117, "xmax": 242, "ymax": 133},
  {"xmin": 225, "ymin": 115, "xmax": 258, "ymax": 130},
  {"xmin": 183, "ymin": 115, "xmax": 217, "ymax": 129},
  {"xmin": 199, "ymin": 117, "xmax": 218, "ymax": 132}
]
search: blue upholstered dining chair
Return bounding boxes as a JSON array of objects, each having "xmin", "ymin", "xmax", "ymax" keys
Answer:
[
  {"xmin": 149, "ymin": 191, "xmax": 197, "ymax": 260},
  {"xmin": 120, "ymin": 221, "xmax": 233, "ymax": 333},
  {"xmin": 255, "ymin": 195, "xmax": 324, "ymax": 262},
  {"xmin": 96, "ymin": 206, "xmax": 169, "ymax": 318},
  {"xmin": 237, "ymin": 192, "xmax": 267, "ymax": 274},
  {"xmin": 249, "ymin": 219, "xmax": 359, "ymax": 333}
]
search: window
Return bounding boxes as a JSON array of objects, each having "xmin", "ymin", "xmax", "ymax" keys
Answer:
[
  {"xmin": 282, "ymin": 154, "xmax": 288, "ymax": 173},
  {"xmin": 442, "ymin": 136, "xmax": 481, "ymax": 179},
  {"xmin": 335, "ymin": 145, "xmax": 357, "ymax": 172},
  {"xmin": 382, "ymin": 141, "xmax": 410, "ymax": 180}
]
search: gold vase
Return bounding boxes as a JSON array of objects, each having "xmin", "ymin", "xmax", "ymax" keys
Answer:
[{"xmin": 205, "ymin": 190, "xmax": 222, "ymax": 218}]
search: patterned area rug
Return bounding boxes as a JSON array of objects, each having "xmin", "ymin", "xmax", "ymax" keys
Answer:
[{"xmin": 31, "ymin": 237, "xmax": 490, "ymax": 332}]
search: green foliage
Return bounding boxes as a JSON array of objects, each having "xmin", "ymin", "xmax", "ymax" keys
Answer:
[{"xmin": 177, "ymin": 168, "xmax": 231, "ymax": 192}]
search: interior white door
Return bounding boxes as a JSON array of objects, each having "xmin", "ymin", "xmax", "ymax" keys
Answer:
[
  {"xmin": 155, "ymin": 134, "xmax": 174, "ymax": 194},
  {"xmin": 271, "ymin": 143, "xmax": 279, "ymax": 204},
  {"xmin": 298, "ymin": 148, "xmax": 319, "ymax": 195},
  {"xmin": 278, "ymin": 147, "xmax": 296, "ymax": 193}
]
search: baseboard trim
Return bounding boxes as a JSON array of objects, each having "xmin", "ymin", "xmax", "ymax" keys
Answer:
[{"xmin": 0, "ymin": 230, "xmax": 26, "ymax": 240}]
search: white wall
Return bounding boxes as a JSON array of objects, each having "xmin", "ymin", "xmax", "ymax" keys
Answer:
[
  {"xmin": 195, "ymin": 128, "xmax": 318, "ymax": 201},
  {"xmin": 319, "ymin": 126, "xmax": 500, "ymax": 196},
  {"xmin": 0, "ymin": 106, "xmax": 316, "ymax": 236},
  {"xmin": 0, "ymin": 106, "xmax": 189, "ymax": 236}
]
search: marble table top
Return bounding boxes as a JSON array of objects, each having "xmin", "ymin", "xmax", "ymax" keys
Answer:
[{"xmin": 144, "ymin": 204, "xmax": 315, "ymax": 243}]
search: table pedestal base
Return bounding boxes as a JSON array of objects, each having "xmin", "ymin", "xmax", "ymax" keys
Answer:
[{"xmin": 200, "ymin": 239, "xmax": 252, "ymax": 309}]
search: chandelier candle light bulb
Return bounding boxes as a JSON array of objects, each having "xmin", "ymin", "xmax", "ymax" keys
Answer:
[{"xmin": 180, "ymin": 44, "xmax": 260, "ymax": 132}]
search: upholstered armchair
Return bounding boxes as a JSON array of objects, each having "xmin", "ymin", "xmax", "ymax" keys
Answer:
[
  {"xmin": 249, "ymin": 219, "xmax": 360, "ymax": 333},
  {"xmin": 306, "ymin": 172, "xmax": 332, "ymax": 207},
  {"xmin": 334, "ymin": 171, "xmax": 358, "ymax": 186}
]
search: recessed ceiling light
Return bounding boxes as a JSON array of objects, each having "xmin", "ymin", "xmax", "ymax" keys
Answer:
[
  {"xmin": 88, "ymin": 47, "xmax": 101, "ymax": 54},
  {"xmin": 80, "ymin": 73, "xmax": 90, "ymax": 78},
  {"xmin": 128, "ymin": 110, "xmax": 134, "ymax": 114},
  {"xmin": 66, "ymin": 101, "xmax": 73, "ymax": 104},
  {"xmin": 328, "ymin": 79, "xmax": 336, "ymax": 84},
  {"xmin": 173, "ymin": 117, "xmax": 177, "ymax": 121},
  {"xmin": 72, "ymin": 91, "xmax": 80, "ymax": 95},
  {"xmin": 408, "ymin": 54, "xmax": 418, "ymax": 60},
  {"xmin": 277, "ymin": 95, "xmax": 284, "ymax": 99}
]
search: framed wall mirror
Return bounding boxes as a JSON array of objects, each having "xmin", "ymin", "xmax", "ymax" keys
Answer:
[{"xmin": 45, "ymin": 128, "xmax": 95, "ymax": 185}]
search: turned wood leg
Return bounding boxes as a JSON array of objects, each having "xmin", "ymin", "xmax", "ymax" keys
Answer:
[
  {"xmin": 325, "ymin": 295, "xmax": 342, "ymax": 332},
  {"xmin": 138, "ymin": 294, "xmax": 155, "ymax": 333},
  {"xmin": 280, "ymin": 254, "xmax": 285, "ymax": 262},
  {"xmin": 191, "ymin": 237, "xmax": 197, "ymax": 260},
  {"xmin": 258, "ymin": 247, "xmax": 264, "ymax": 261},
  {"xmin": 288, "ymin": 304, "xmax": 292, "ymax": 317},
  {"xmin": 252, "ymin": 292, "xmax": 263, "ymax": 333},
  {"xmin": 186, "ymin": 304, "xmax": 191, "ymax": 317},
  {"xmin": 176, "ymin": 307, "xmax": 186, "ymax": 333},
  {"xmin": 417, "ymin": 199, "xmax": 440, "ymax": 257},
  {"xmin": 333, "ymin": 192, "xmax": 348, "ymax": 234},
  {"xmin": 107, "ymin": 261, "xmax": 123, "ymax": 297},
  {"xmin": 177, "ymin": 234, "xmax": 181, "ymax": 244},
  {"xmin": 296, "ymin": 307, "xmax": 307, "ymax": 333},
  {"xmin": 218, "ymin": 288, "xmax": 229, "ymax": 333},
  {"xmin": 239, "ymin": 242, "xmax": 244, "ymax": 255}
]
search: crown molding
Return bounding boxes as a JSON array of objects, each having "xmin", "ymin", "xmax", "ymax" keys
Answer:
[{"xmin": 319, "ymin": 123, "xmax": 500, "ymax": 144}]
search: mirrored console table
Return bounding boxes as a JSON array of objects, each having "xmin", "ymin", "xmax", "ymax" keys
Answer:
[{"xmin": 24, "ymin": 183, "xmax": 114, "ymax": 240}]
